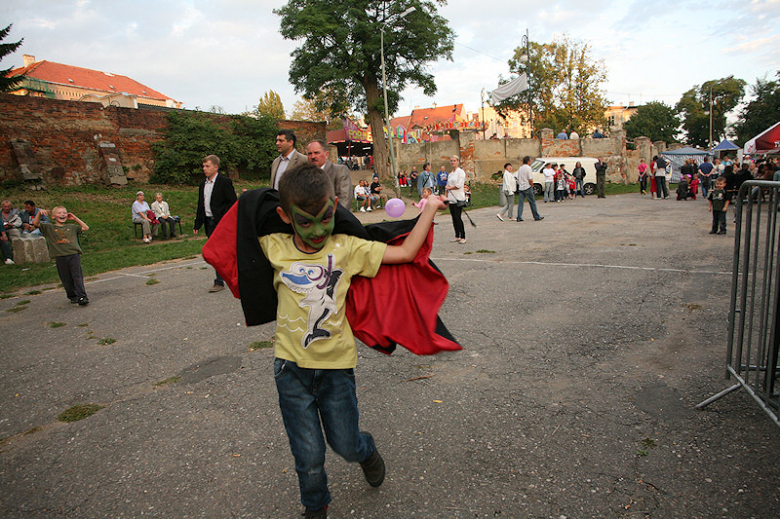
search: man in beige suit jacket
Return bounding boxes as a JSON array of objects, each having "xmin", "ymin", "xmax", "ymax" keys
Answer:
[
  {"xmin": 306, "ymin": 139, "xmax": 353, "ymax": 209},
  {"xmin": 271, "ymin": 130, "xmax": 308, "ymax": 191}
]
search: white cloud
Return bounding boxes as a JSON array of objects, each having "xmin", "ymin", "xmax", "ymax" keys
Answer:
[{"xmin": 1, "ymin": 0, "xmax": 777, "ymax": 117}]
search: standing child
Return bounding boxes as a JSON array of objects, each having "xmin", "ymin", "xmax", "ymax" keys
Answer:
[
  {"xmin": 262, "ymin": 164, "xmax": 446, "ymax": 518},
  {"xmin": 414, "ymin": 186, "xmax": 434, "ymax": 213},
  {"xmin": 708, "ymin": 176, "xmax": 730, "ymax": 235},
  {"xmin": 689, "ymin": 173, "xmax": 699, "ymax": 201},
  {"xmin": 33, "ymin": 206, "xmax": 90, "ymax": 305},
  {"xmin": 555, "ymin": 166, "xmax": 566, "ymax": 202}
]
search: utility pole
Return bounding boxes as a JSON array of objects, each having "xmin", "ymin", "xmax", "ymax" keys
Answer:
[{"xmin": 709, "ymin": 85, "xmax": 713, "ymax": 147}]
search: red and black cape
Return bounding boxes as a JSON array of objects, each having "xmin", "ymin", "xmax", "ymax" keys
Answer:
[{"xmin": 202, "ymin": 188, "xmax": 461, "ymax": 356}]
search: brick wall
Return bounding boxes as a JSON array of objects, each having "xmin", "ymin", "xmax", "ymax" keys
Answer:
[{"xmin": 0, "ymin": 95, "xmax": 326, "ymax": 186}]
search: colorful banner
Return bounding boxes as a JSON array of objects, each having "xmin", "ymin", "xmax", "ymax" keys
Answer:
[{"xmin": 342, "ymin": 117, "xmax": 369, "ymax": 142}]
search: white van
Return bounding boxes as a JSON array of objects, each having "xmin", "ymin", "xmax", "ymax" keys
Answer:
[{"xmin": 530, "ymin": 157, "xmax": 599, "ymax": 196}]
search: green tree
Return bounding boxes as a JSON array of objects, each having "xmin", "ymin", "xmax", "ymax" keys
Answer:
[
  {"xmin": 675, "ymin": 76, "xmax": 746, "ymax": 147},
  {"xmin": 152, "ymin": 111, "xmax": 278, "ymax": 184},
  {"xmin": 734, "ymin": 72, "xmax": 780, "ymax": 144},
  {"xmin": 0, "ymin": 24, "xmax": 24, "ymax": 93},
  {"xmin": 495, "ymin": 36, "xmax": 609, "ymax": 136},
  {"xmin": 256, "ymin": 90, "xmax": 285, "ymax": 119},
  {"xmin": 622, "ymin": 101, "xmax": 679, "ymax": 143},
  {"xmin": 275, "ymin": 0, "xmax": 454, "ymax": 180}
]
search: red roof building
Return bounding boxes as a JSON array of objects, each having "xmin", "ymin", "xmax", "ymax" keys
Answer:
[{"xmin": 8, "ymin": 55, "xmax": 182, "ymax": 109}]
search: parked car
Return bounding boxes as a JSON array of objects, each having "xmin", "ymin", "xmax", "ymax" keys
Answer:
[{"xmin": 530, "ymin": 157, "xmax": 599, "ymax": 196}]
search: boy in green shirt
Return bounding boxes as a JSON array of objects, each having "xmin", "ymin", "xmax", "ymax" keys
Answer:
[
  {"xmin": 708, "ymin": 176, "xmax": 730, "ymax": 235},
  {"xmin": 33, "ymin": 206, "xmax": 90, "ymax": 305},
  {"xmin": 263, "ymin": 164, "xmax": 445, "ymax": 518}
]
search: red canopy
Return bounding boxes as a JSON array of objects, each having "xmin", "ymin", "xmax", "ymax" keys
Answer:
[{"xmin": 744, "ymin": 122, "xmax": 780, "ymax": 154}]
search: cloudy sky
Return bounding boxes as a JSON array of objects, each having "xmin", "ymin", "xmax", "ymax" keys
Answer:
[{"xmin": 2, "ymin": 0, "xmax": 778, "ymax": 118}]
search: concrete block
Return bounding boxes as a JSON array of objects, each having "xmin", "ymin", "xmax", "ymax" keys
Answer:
[{"xmin": 11, "ymin": 236, "xmax": 50, "ymax": 264}]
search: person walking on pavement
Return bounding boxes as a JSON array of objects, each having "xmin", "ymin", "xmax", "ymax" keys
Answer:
[
  {"xmin": 595, "ymin": 157, "xmax": 608, "ymax": 198},
  {"xmin": 496, "ymin": 163, "xmax": 516, "ymax": 221},
  {"xmin": 516, "ymin": 156, "xmax": 544, "ymax": 222},
  {"xmin": 194, "ymin": 154, "xmax": 237, "ymax": 292}
]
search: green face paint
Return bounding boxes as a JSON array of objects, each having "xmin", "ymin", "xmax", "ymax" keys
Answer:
[{"xmin": 290, "ymin": 199, "xmax": 336, "ymax": 251}]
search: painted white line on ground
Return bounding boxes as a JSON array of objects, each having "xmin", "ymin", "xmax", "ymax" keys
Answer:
[{"xmin": 430, "ymin": 256, "xmax": 730, "ymax": 275}]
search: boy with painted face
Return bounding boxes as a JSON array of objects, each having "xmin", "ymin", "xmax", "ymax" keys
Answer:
[{"xmin": 261, "ymin": 164, "xmax": 445, "ymax": 518}]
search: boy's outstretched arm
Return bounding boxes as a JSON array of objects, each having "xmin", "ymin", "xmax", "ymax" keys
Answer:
[{"xmin": 382, "ymin": 194, "xmax": 447, "ymax": 265}]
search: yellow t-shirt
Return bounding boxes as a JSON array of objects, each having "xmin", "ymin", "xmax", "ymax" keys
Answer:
[{"xmin": 259, "ymin": 233, "xmax": 387, "ymax": 369}]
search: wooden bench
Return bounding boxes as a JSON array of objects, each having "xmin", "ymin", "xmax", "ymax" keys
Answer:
[{"xmin": 134, "ymin": 218, "xmax": 182, "ymax": 239}]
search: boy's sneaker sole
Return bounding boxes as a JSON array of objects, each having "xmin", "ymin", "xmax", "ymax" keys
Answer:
[{"xmin": 360, "ymin": 449, "xmax": 385, "ymax": 487}]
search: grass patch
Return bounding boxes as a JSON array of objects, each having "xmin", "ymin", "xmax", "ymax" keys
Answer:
[
  {"xmin": 154, "ymin": 376, "xmax": 181, "ymax": 387},
  {"xmin": 475, "ymin": 249, "xmax": 496, "ymax": 254},
  {"xmin": 23, "ymin": 426, "xmax": 42, "ymax": 435},
  {"xmin": 6, "ymin": 306, "xmax": 27, "ymax": 313},
  {"xmin": 57, "ymin": 403, "xmax": 104, "ymax": 423},
  {"xmin": 77, "ymin": 323, "xmax": 89, "ymax": 327},
  {"xmin": 98, "ymin": 338, "xmax": 117, "ymax": 345},
  {"xmin": 48, "ymin": 322, "xmax": 66, "ymax": 328},
  {"xmin": 0, "ymin": 182, "xmax": 255, "ymax": 294},
  {"xmin": 16, "ymin": 300, "xmax": 31, "ymax": 305},
  {"xmin": 146, "ymin": 278, "xmax": 160, "ymax": 286},
  {"xmin": 24, "ymin": 290, "xmax": 42, "ymax": 295},
  {"xmin": 0, "ymin": 293, "xmax": 15, "ymax": 299},
  {"xmin": 249, "ymin": 340, "xmax": 274, "ymax": 351}
]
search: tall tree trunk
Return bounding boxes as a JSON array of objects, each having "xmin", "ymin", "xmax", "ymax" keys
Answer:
[{"xmin": 363, "ymin": 79, "xmax": 391, "ymax": 182}]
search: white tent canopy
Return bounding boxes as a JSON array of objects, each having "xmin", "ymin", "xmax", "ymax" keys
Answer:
[{"xmin": 660, "ymin": 147, "xmax": 713, "ymax": 182}]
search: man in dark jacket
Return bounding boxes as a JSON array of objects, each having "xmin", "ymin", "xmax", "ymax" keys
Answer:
[{"xmin": 194, "ymin": 154, "xmax": 237, "ymax": 292}]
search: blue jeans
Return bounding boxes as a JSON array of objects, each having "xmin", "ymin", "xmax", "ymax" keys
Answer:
[
  {"xmin": 575, "ymin": 178, "xmax": 585, "ymax": 197},
  {"xmin": 274, "ymin": 359, "xmax": 375, "ymax": 510},
  {"xmin": 544, "ymin": 182, "xmax": 554, "ymax": 202},
  {"xmin": 517, "ymin": 187, "xmax": 541, "ymax": 220}
]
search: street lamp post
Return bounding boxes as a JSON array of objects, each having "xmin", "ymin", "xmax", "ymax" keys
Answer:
[
  {"xmin": 380, "ymin": 6, "xmax": 415, "ymax": 198},
  {"xmin": 519, "ymin": 29, "xmax": 532, "ymax": 138}
]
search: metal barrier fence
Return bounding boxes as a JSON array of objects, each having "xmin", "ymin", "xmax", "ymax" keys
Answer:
[{"xmin": 697, "ymin": 180, "xmax": 780, "ymax": 428}]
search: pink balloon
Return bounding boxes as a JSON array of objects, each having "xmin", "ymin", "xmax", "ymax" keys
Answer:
[{"xmin": 385, "ymin": 198, "xmax": 405, "ymax": 218}]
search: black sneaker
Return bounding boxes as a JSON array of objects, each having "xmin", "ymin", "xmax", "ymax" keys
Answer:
[
  {"xmin": 360, "ymin": 449, "xmax": 385, "ymax": 487},
  {"xmin": 69, "ymin": 297, "xmax": 79, "ymax": 304},
  {"xmin": 77, "ymin": 297, "xmax": 90, "ymax": 306},
  {"xmin": 709, "ymin": 230, "xmax": 717, "ymax": 234},
  {"xmin": 302, "ymin": 505, "xmax": 327, "ymax": 518},
  {"xmin": 534, "ymin": 216, "xmax": 544, "ymax": 221}
]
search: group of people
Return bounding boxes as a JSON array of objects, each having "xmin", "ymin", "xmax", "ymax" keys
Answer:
[
  {"xmin": 539, "ymin": 161, "xmax": 594, "ymax": 202},
  {"xmin": 1, "ymin": 197, "xmax": 90, "ymax": 304},
  {"xmin": 131, "ymin": 191, "xmax": 179, "ymax": 243},
  {"xmin": 1, "ymin": 199, "xmax": 50, "ymax": 265},
  {"xmin": 496, "ymin": 156, "xmax": 546, "ymax": 223},
  {"xmin": 400, "ymin": 164, "xmax": 449, "ymax": 198},
  {"xmin": 353, "ymin": 177, "xmax": 387, "ymax": 212}
]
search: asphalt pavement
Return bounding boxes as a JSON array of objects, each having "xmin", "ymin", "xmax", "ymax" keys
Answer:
[{"xmin": 1, "ymin": 192, "xmax": 778, "ymax": 518}]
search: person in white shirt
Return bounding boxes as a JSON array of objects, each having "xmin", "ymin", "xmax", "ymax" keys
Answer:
[
  {"xmin": 496, "ymin": 163, "xmax": 516, "ymax": 221},
  {"xmin": 354, "ymin": 180, "xmax": 371, "ymax": 212},
  {"xmin": 131, "ymin": 191, "xmax": 157, "ymax": 244},
  {"xmin": 515, "ymin": 156, "xmax": 544, "ymax": 222},
  {"xmin": 445, "ymin": 156, "xmax": 467, "ymax": 243},
  {"xmin": 151, "ymin": 192, "xmax": 177, "ymax": 239},
  {"xmin": 542, "ymin": 164, "xmax": 556, "ymax": 203}
]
